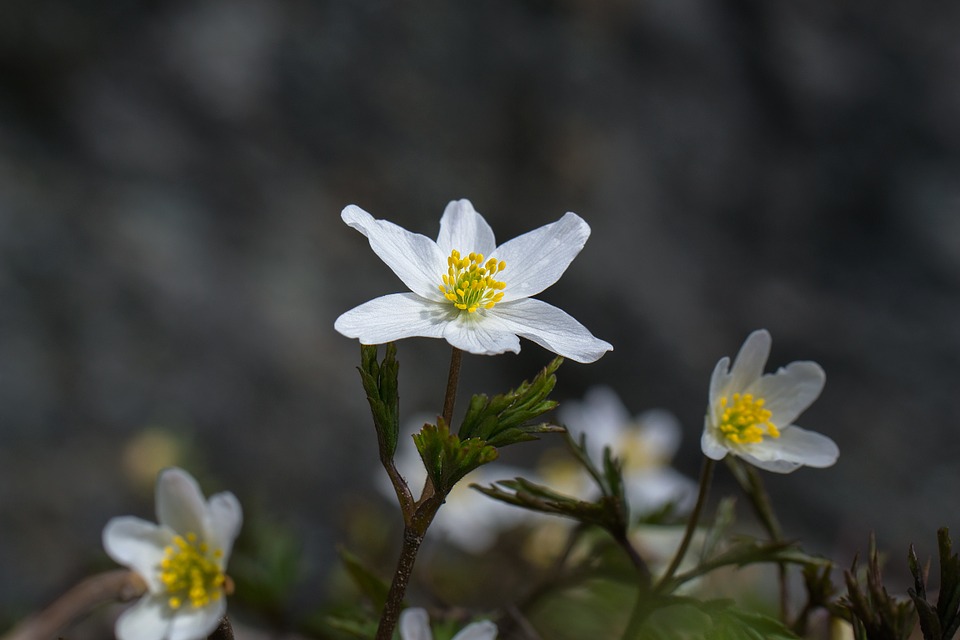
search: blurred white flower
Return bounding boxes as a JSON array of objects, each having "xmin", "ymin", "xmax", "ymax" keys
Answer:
[
  {"xmin": 334, "ymin": 199, "xmax": 612, "ymax": 363},
  {"xmin": 558, "ymin": 386, "xmax": 697, "ymax": 514},
  {"xmin": 400, "ymin": 607, "xmax": 497, "ymax": 640},
  {"xmin": 701, "ymin": 329, "xmax": 839, "ymax": 473},
  {"xmin": 102, "ymin": 468, "xmax": 242, "ymax": 640}
]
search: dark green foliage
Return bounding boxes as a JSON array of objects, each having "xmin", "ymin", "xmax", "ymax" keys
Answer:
[
  {"xmin": 909, "ymin": 528, "xmax": 960, "ymax": 640},
  {"xmin": 457, "ymin": 356, "xmax": 564, "ymax": 447},
  {"xmin": 413, "ymin": 419, "xmax": 498, "ymax": 495},
  {"xmin": 473, "ymin": 430, "xmax": 628, "ymax": 535},
  {"xmin": 358, "ymin": 343, "xmax": 400, "ymax": 461},
  {"xmin": 839, "ymin": 535, "xmax": 915, "ymax": 640},
  {"xmin": 337, "ymin": 546, "xmax": 390, "ymax": 612}
]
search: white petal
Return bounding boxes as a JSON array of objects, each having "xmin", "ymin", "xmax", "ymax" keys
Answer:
[
  {"xmin": 167, "ymin": 598, "xmax": 226, "ymax": 640},
  {"xmin": 748, "ymin": 361, "xmax": 825, "ymax": 428},
  {"xmin": 700, "ymin": 422, "xmax": 729, "ymax": 461},
  {"xmin": 399, "ymin": 608, "xmax": 433, "ymax": 640},
  {"xmin": 436, "ymin": 199, "xmax": 496, "ymax": 257},
  {"xmin": 342, "ymin": 205, "xmax": 447, "ymax": 300},
  {"xmin": 102, "ymin": 516, "xmax": 171, "ymax": 591},
  {"xmin": 441, "ymin": 313, "xmax": 522, "ymax": 355},
  {"xmin": 727, "ymin": 330, "xmax": 771, "ymax": 393},
  {"xmin": 708, "ymin": 356, "xmax": 731, "ymax": 409},
  {"xmin": 114, "ymin": 596, "xmax": 171, "ymax": 640},
  {"xmin": 485, "ymin": 298, "xmax": 612, "ymax": 363},
  {"xmin": 335, "ymin": 294, "xmax": 452, "ymax": 344},
  {"xmin": 206, "ymin": 491, "xmax": 242, "ymax": 564},
  {"xmin": 740, "ymin": 425, "xmax": 839, "ymax": 473},
  {"xmin": 490, "ymin": 212, "xmax": 590, "ymax": 302},
  {"xmin": 156, "ymin": 468, "xmax": 207, "ymax": 536},
  {"xmin": 452, "ymin": 620, "xmax": 498, "ymax": 640}
]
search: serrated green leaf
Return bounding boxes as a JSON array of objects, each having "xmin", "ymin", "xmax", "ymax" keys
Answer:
[
  {"xmin": 457, "ymin": 357, "xmax": 562, "ymax": 446},
  {"xmin": 413, "ymin": 420, "xmax": 498, "ymax": 494}
]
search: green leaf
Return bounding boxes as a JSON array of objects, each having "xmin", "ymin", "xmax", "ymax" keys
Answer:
[
  {"xmin": 357, "ymin": 343, "xmax": 400, "ymax": 461},
  {"xmin": 336, "ymin": 546, "xmax": 390, "ymax": 612},
  {"xmin": 413, "ymin": 419, "xmax": 498, "ymax": 494},
  {"xmin": 458, "ymin": 356, "xmax": 562, "ymax": 446},
  {"xmin": 473, "ymin": 476, "xmax": 625, "ymax": 532}
]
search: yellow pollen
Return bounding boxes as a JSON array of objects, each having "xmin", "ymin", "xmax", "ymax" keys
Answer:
[
  {"xmin": 157, "ymin": 533, "xmax": 226, "ymax": 610},
  {"xmin": 438, "ymin": 250, "xmax": 506, "ymax": 313},
  {"xmin": 716, "ymin": 393, "xmax": 780, "ymax": 445}
]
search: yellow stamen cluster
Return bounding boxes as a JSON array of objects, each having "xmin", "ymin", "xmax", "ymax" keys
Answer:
[
  {"xmin": 439, "ymin": 250, "xmax": 506, "ymax": 313},
  {"xmin": 157, "ymin": 533, "xmax": 225, "ymax": 610},
  {"xmin": 716, "ymin": 393, "xmax": 780, "ymax": 445}
]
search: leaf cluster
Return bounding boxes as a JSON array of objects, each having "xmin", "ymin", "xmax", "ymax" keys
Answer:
[
  {"xmin": 838, "ymin": 535, "xmax": 915, "ymax": 640},
  {"xmin": 909, "ymin": 527, "xmax": 960, "ymax": 640},
  {"xmin": 474, "ymin": 430, "xmax": 628, "ymax": 536},
  {"xmin": 457, "ymin": 355, "xmax": 565, "ymax": 447}
]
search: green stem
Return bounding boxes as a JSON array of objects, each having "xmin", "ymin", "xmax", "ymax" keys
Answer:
[
  {"xmin": 374, "ymin": 346, "xmax": 464, "ymax": 640},
  {"xmin": 726, "ymin": 459, "xmax": 788, "ymax": 619},
  {"xmin": 655, "ymin": 457, "xmax": 715, "ymax": 593},
  {"xmin": 621, "ymin": 457, "xmax": 715, "ymax": 639}
]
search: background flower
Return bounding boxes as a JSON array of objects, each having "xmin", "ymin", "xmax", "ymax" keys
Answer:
[
  {"xmin": 102, "ymin": 468, "xmax": 242, "ymax": 640},
  {"xmin": 557, "ymin": 386, "xmax": 697, "ymax": 515},
  {"xmin": 701, "ymin": 329, "xmax": 839, "ymax": 473},
  {"xmin": 399, "ymin": 607, "xmax": 497, "ymax": 640}
]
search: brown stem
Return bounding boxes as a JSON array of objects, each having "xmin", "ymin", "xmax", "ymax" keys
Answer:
[
  {"xmin": 375, "ymin": 526, "xmax": 426, "ymax": 640},
  {"xmin": 1, "ymin": 570, "xmax": 147, "ymax": 640},
  {"xmin": 441, "ymin": 347, "xmax": 462, "ymax": 427}
]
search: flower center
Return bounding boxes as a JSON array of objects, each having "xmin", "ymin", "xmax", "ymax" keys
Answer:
[
  {"xmin": 716, "ymin": 393, "xmax": 780, "ymax": 445},
  {"xmin": 439, "ymin": 250, "xmax": 506, "ymax": 313},
  {"xmin": 157, "ymin": 533, "xmax": 225, "ymax": 610}
]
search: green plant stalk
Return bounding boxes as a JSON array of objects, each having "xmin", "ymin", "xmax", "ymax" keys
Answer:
[
  {"xmin": 620, "ymin": 457, "xmax": 716, "ymax": 639},
  {"xmin": 374, "ymin": 346, "xmax": 463, "ymax": 640},
  {"xmin": 727, "ymin": 459, "xmax": 789, "ymax": 620}
]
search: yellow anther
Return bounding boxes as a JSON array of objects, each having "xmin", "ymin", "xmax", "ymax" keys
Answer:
[
  {"xmin": 716, "ymin": 392, "xmax": 779, "ymax": 445},
  {"xmin": 440, "ymin": 249, "xmax": 507, "ymax": 313},
  {"xmin": 156, "ymin": 531, "xmax": 226, "ymax": 611}
]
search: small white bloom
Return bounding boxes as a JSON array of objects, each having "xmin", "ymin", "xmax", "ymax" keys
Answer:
[
  {"xmin": 383, "ymin": 417, "xmax": 532, "ymax": 552},
  {"xmin": 559, "ymin": 386, "xmax": 697, "ymax": 514},
  {"xmin": 334, "ymin": 199, "xmax": 612, "ymax": 363},
  {"xmin": 701, "ymin": 329, "xmax": 839, "ymax": 473},
  {"xmin": 102, "ymin": 468, "xmax": 243, "ymax": 640},
  {"xmin": 400, "ymin": 607, "xmax": 497, "ymax": 640}
]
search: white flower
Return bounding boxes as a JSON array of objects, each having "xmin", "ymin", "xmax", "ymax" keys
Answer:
[
  {"xmin": 701, "ymin": 329, "xmax": 839, "ymax": 473},
  {"xmin": 559, "ymin": 386, "xmax": 697, "ymax": 514},
  {"xmin": 102, "ymin": 468, "xmax": 243, "ymax": 640},
  {"xmin": 383, "ymin": 416, "xmax": 533, "ymax": 552},
  {"xmin": 400, "ymin": 607, "xmax": 497, "ymax": 640},
  {"xmin": 334, "ymin": 199, "xmax": 612, "ymax": 363}
]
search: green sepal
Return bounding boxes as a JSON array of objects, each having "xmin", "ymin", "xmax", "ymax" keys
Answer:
[
  {"xmin": 413, "ymin": 419, "xmax": 498, "ymax": 495},
  {"xmin": 457, "ymin": 356, "xmax": 562, "ymax": 446},
  {"xmin": 357, "ymin": 343, "xmax": 400, "ymax": 460},
  {"xmin": 336, "ymin": 545, "xmax": 390, "ymax": 612}
]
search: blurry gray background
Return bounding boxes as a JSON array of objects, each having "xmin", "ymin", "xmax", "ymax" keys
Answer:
[{"xmin": 2, "ymin": 0, "xmax": 960, "ymax": 620}]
